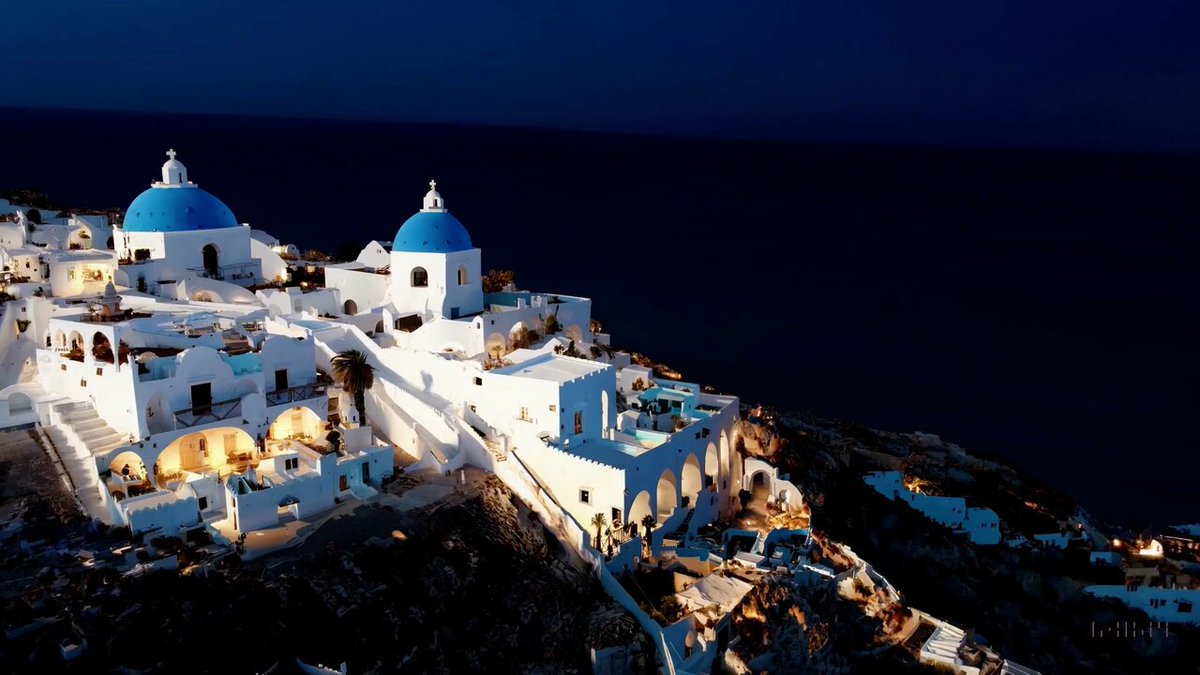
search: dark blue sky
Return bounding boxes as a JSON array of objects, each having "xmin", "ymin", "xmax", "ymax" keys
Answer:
[{"xmin": 5, "ymin": 1, "xmax": 1198, "ymax": 151}]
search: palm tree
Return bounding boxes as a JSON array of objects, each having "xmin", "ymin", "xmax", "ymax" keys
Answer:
[
  {"xmin": 641, "ymin": 514, "xmax": 657, "ymax": 559},
  {"xmin": 590, "ymin": 512, "xmax": 607, "ymax": 550},
  {"xmin": 331, "ymin": 349, "xmax": 374, "ymax": 427}
]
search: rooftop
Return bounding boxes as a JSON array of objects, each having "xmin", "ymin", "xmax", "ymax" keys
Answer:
[{"xmin": 491, "ymin": 353, "xmax": 608, "ymax": 384}]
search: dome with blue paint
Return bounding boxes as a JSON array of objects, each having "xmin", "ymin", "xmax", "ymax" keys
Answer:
[
  {"xmin": 392, "ymin": 180, "xmax": 474, "ymax": 253},
  {"xmin": 121, "ymin": 150, "xmax": 240, "ymax": 233}
]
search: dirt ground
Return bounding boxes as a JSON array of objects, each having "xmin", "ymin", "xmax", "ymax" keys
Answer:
[{"xmin": 0, "ymin": 428, "xmax": 79, "ymax": 525}]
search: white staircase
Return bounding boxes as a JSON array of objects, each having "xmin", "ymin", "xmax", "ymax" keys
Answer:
[
  {"xmin": 39, "ymin": 423, "xmax": 111, "ymax": 523},
  {"xmin": 61, "ymin": 405, "xmax": 127, "ymax": 458},
  {"xmin": 39, "ymin": 401, "xmax": 129, "ymax": 523}
]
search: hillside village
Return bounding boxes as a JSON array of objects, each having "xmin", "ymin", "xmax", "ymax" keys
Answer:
[{"xmin": 0, "ymin": 151, "xmax": 1193, "ymax": 673}]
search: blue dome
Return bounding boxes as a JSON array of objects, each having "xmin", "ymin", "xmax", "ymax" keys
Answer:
[
  {"xmin": 393, "ymin": 211, "xmax": 473, "ymax": 253},
  {"xmin": 122, "ymin": 187, "xmax": 239, "ymax": 233}
]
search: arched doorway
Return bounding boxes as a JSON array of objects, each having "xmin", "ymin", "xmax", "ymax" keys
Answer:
[
  {"xmin": 719, "ymin": 430, "xmax": 732, "ymax": 488},
  {"xmin": 704, "ymin": 442, "xmax": 719, "ymax": 488},
  {"xmin": 628, "ymin": 490, "xmax": 652, "ymax": 535},
  {"xmin": 268, "ymin": 406, "xmax": 324, "ymax": 444},
  {"xmin": 7, "ymin": 392, "xmax": 32, "ymax": 415},
  {"xmin": 343, "ymin": 299, "xmax": 358, "ymax": 316},
  {"xmin": 410, "ymin": 267, "xmax": 428, "ymax": 287},
  {"xmin": 508, "ymin": 322, "xmax": 531, "ymax": 350},
  {"xmin": 681, "ymin": 454, "xmax": 702, "ymax": 507},
  {"xmin": 485, "ymin": 332, "xmax": 506, "ymax": 359},
  {"xmin": 656, "ymin": 468, "xmax": 678, "ymax": 521},
  {"xmin": 202, "ymin": 244, "xmax": 219, "ymax": 277},
  {"xmin": 108, "ymin": 450, "xmax": 149, "ymax": 498},
  {"xmin": 91, "ymin": 332, "xmax": 113, "ymax": 364}
]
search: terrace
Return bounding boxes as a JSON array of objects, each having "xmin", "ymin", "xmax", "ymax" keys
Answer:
[
  {"xmin": 265, "ymin": 383, "xmax": 327, "ymax": 407},
  {"xmin": 173, "ymin": 397, "xmax": 243, "ymax": 428}
]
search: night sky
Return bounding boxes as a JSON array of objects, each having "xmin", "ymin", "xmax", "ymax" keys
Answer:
[{"xmin": 5, "ymin": 1, "xmax": 1198, "ymax": 151}]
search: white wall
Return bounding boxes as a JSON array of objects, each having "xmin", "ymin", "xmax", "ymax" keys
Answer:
[{"xmin": 389, "ymin": 248, "xmax": 483, "ymax": 320}]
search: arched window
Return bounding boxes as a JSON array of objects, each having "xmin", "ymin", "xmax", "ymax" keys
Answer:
[
  {"xmin": 411, "ymin": 267, "xmax": 429, "ymax": 287},
  {"xmin": 457, "ymin": 266, "xmax": 468, "ymax": 285}
]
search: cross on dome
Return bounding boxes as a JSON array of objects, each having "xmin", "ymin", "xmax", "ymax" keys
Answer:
[
  {"xmin": 157, "ymin": 148, "xmax": 191, "ymax": 187},
  {"xmin": 422, "ymin": 179, "xmax": 445, "ymax": 211}
]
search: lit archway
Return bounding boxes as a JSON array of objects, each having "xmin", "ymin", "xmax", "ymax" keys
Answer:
[
  {"xmin": 53, "ymin": 330, "xmax": 66, "ymax": 349},
  {"xmin": 268, "ymin": 406, "xmax": 325, "ymax": 443},
  {"xmin": 704, "ymin": 442, "xmax": 719, "ymax": 488},
  {"xmin": 656, "ymin": 468, "xmax": 678, "ymax": 521},
  {"xmin": 67, "ymin": 330, "xmax": 84, "ymax": 352},
  {"xmin": 485, "ymin": 332, "xmax": 506, "ymax": 359},
  {"xmin": 681, "ymin": 454, "xmax": 702, "ymax": 506},
  {"xmin": 719, "ymin": 429, "xmax": 731, "ymax": 487},
  {"xmin": 108, "ymin": 450, "xmax": 149, "ymax": 496},
  {"xmin": 601, "ymin": 390, "xmax": 610, "ymax": 433},
  {"xmin": 156, "ymin": 431, "xmax": 242, "ymax": 485},
  {"xmin": 628, "ymin": 490, "xmax": 652, "ymax": 533},
  {"xmin": 508, "ymin": 321, "xmax": 530, "ymax": 350}
]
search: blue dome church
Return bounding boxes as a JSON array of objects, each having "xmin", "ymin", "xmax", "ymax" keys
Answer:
[
  {"xmin": 389, "ymin": 181, "xmax": 483, "ymax": 320},
  {"xmin": 114, "ymin": 150, "xmax": 261, "ymax": 298}
]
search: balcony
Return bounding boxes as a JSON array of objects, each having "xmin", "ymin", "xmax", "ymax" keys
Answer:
[
  {"xmin": 265, "ymin": 383, "xmax": 327, "ymax": 407},
  {"xmin": 187, "ymin": 261, "xmax": 259, "ymax": 282},
  {"xmin": 174, "ymin": 397, "xmax": 243, "ymax": 428}
]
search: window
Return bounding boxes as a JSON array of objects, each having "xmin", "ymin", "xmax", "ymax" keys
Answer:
[
  {"xmin": 198, "ymin": 497, "xmax": 208, "ymax": 511},
  {"xmin": 1181, "ymin": 601, "xmax": 1193, "ymax": 614},
  {"xmin": 457, "ymin": 266, "xmax": 468, "ymax": 285},
  {"xmin": 579, "ymin": 489, "xmax": 591, "ymax": 504},
  {"xmin": 611, "ymin": 507, "xmax": 621, "ymax": 524},
  {"xmin": 519, "ymin": 406, "xmax": 530, "ymax": 421},
  {"xmin": 474, "ymin": 377, "xmax": 482, "ymax": 386},
  {"xmin": 411, "ymin": 267, "xmax": 429, "ymax": 287},
  {"xmin": 548, "ymin": 404, "xmax": 557, "ymax": 411},
  {"xmin": 574, "ymin": 411, "xmax": 583, "ymax": 435},
  {"xmin": 285, "ymin": 457, "xmax": 299, "ymax": 471},
  {"xmin": 95, "ymin": 367, "xmax": 102, "ymax": 376}
]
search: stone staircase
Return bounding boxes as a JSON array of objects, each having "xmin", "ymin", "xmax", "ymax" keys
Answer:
[
  {"xmin": 60, "ymin": 405, "xmax": 127, "ymax": 458},
  {"xmin": 39, "ymin": 423, "xmax": 110, "ymax": 523},
  {"xmin": 667, "ymin": 507, "xmax": 696, "ymax": 540},
  {"xmin": 38, "ymin": 401, "xmax": 128, "ymax": 523}
]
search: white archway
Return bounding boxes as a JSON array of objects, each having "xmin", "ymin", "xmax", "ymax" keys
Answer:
[
  {"xmin": 704, "ymin": 441, "xmax": 719, "ymax": 488},
  {"xmin": 656, "ymin": 468, "xmax": 678, "ymax": 521},
  {"xmin": 681, "ymin": 454, "xmax": 702, "ymax": 507},
  {"xmin": 628, "ymin": 490, "xmax": 653, "ymax": 533}
]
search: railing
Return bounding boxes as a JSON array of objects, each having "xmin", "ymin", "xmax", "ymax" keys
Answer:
[
  {"xmin": 265, "ymin": 383, "xmax": 327, "ymax": 406},
  {"xmin": 173, "ymin": 397, "xmax": 242, "ymax": 428},
  {"xmin": 186, "ymin": 261, "xmax": 259, "ymax": 281}
]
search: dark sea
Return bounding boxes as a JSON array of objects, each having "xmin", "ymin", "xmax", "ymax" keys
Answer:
[{"xmin": 1, "ymin": 108, "xmax": 1196, "ymax": 527}]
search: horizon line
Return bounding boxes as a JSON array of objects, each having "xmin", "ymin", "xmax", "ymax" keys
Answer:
[{"xmin": 2, "ymin": 105, "xmax": 1197, "ymax": 159}]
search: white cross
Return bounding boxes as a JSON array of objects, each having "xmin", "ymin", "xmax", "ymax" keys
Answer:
[
  {"xmin": 429, "ymin": 179, "xmax": 437, "ymax": 190},
  {"xmin": 166, "ymin": 148, "xmax": 177, "ymax": 160}
]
